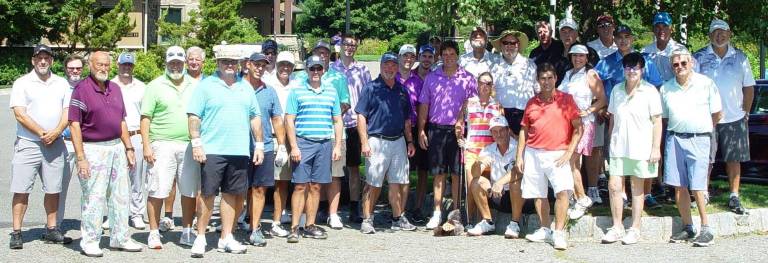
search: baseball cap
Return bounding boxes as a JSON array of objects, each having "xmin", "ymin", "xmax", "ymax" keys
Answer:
[
  {"xmin": 32, "ymin": 44, "xmax": 52, "ymax": 56},
  {"xmin": 213, "ymin": 45, "xmax": 241, "ymax": 60},
  {"xmin": 262, "ymin": 39, "xmax": 278, "ymax": 52},
  {"xmin": 117, "ymin": 52, "xmax": 135, "ymax": 65},
  {"xmin": 597, "ymin": 15, "xmax": 615, "ymax": 25},
  {"xmin": 305, "ymin": 55, "xmax": 324, "ymax": 69},
  {"xmin": 165, "ymin": 46, "xmax": 186, "ymax": 62},
  {"xmin": 569, "ymin": 44, "xmax": 589, "ymax": 54},
  {"xmin": 615, "ymin": 25, "xmax": 633, "ymax": 36},
  {"xmin": 399, "ymin": 44, "xmax": 417, "ymax": 56},
  {"xmin": 380, "ymin": 52, "xmax": 398, "ymax": 64},
  {"xmin": 469, "ymin": 26, "xmax": 487, "ymax": 39},
  {"xmin": 492, "ymin": 29, "xmax": 529, "ymax": 52},
  {"xmin": 709, "ymin": 19, "xmax": 730, "ymax": 33},
  {"xmin": 313, "ymin": 40, "xmax": 331, "ymax": 52},
  {"xmin": 276, "ymin": 51, "xmax": 294, "ymax": 65},
  {"xmin": 653, "ymin": 12, "xmax": 672, "ymax": 26},
  {"xmin": 558, "ymin": 18, "xmax": 578, "ymax": 31},
  {"xmin": 419, "ymin": 45, "xmax": 435, "ymax": 55},
  {"xmin": 489, "ymin": 116, "xmax": 509, "ymax": 129},
  {"xmin": 249, "ymin": 52, "xmax": 269, "ymax": 63}
]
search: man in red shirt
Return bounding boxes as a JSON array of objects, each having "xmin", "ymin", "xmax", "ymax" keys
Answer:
[{"xmin": 515, "ymin": 63, "xmax": 582, "ymax": 250}]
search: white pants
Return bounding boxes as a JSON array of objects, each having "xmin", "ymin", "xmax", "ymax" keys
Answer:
[{"xmin": 521, "ymin": 147, "xmax": 574, "ymax": 199}]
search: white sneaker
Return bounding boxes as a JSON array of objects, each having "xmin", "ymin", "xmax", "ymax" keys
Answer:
[
  {"xmin": 270, "ymin": 224, "xmax": 290, "ymax": 237},
  {"xmin": 147, "ymin": 231, "xmax": 163, "ymax": 249},
  {"xmin": 467, "ymin": 219, "xmax": 495, "ymax": 236},
  {"xmin": 109, "ymin": 239, "xmax": 143, "ymax": 252},
  {"xmin": 180, "ymin": 229, "xmax": 196, "ymax": 247},
  {"xmin": 601, "ymin": 227, "xmax": 625, "ymax": 244},
  {"xmin": 81, "ymin": 243, "xmax": 104, "ymax": 257},
  {"xmin": 191, "ymin": 236, "xmax": 207, "ymax": 258},
  {"xmin": 552, "ymin": 230, "xmax": 568, "ymax": 250},
  {"xmin": 621, "ymin": 227, "xmax": 640, "ymax": 245},
  {"xmin": 328, "ymin": 213, "xmax": 343, "ymax": 230},
  {"xmin": 568, "ymin": 196, "xmax": 594, "ymax": 220},
  {"xmin": 425, "ymin": 211, "xmax": 441, "ymax": 230},
  {"xmin": 131, "ymin": 216, "xmax": 146, "ymax": 230},
  {"xmin": 101, "ymin": 219, "xmax": 110, "ymax": 230},
  {"xmin": 217, "ymin": 235, "xmax": 247, "ymax": 254},
  {"xmin": 159, "ymin": 217, "xmax": 175, "ymax": 232},
  {"xmin": 588, "ymin": 187, "xmax": 603, "ymax": 204},
  {"xmin": 504, "ymin": 221, "xmax": 521, "ymax": 239},
  {"xmin": 526, "ymin": 227, "xmax": 553, "ymax": 243}
]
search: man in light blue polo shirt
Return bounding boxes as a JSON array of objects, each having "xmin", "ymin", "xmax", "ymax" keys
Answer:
[
  {"xmin": 595, "ymin": 25, "xmax": 663, "ymax": 95},
  {"xmin": 187, "ymin": 44, "xmax": 265, "ymax": 258},
  {"xmin": 284, "ymin": 55, "xmax": 343, "ymax": 243},
  {"xmin": 662, "ymin": 50, "xmax": 721, "ymax": 247}
]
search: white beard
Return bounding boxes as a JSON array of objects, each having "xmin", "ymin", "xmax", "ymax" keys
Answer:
[{"xmin": 94, "ymin": 72, "xmax": 108, "ymax": 82}]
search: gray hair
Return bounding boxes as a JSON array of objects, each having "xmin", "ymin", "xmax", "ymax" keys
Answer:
[{"xmin": 187, "ymin": 46, "xmax": 206, "ymax": 60}]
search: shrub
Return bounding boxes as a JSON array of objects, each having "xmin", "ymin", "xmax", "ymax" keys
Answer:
[{"xmin": 357, "ymin": 39, "xmax": 389, "ymax": 56}]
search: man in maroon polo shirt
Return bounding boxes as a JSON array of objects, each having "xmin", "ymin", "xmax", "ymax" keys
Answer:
[{"xmin": 69, "ymin": 51, "xmax": 142, "ymax": 257}]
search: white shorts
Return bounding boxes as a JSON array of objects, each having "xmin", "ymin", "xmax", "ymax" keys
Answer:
[
  {"xmin": 332, "ymin": 140, "xmax": 346, "ymax": 178},
  {"xmin": 521, "ymin": 147, "xmax": 574, "ymax": 199},
  {"xmin": 146, "ymin": 141, "xmax": 200, "ymax": 198},
  {"xmin": 365, "ymin": 137, "xmax": 409, "ymax": 188}
]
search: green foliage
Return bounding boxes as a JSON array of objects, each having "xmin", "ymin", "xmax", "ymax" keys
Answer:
[
  {"xmin": 0, "ymin": 0, "xmax": 68, "ymax": 45},
  {"xmin": 357, "ymin": 39, "xmax": 390, "ymax": 56},
  {"xmin": 0, "ymin": 50, "xmax": 29, "ymax": 85},
  {"xmin": 296, "ymin": 0, "xmax": 425, "ymax": 41},
  {"xmin": 60, "ymin": 0, "xmax": 134, "ymax": 52}
]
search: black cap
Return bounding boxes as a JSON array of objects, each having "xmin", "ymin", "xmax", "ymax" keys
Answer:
[{"xmin": 33, "ymin": 44, "xmax": 52, "ymax": 56}]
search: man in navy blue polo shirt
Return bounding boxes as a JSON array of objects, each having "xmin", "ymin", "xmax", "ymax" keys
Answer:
[{"xmin": 356, "ymin": 52, "xmax": 417, "ymax": 234}]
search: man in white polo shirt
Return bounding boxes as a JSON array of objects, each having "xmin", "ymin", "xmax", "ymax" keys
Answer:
[
  {"xmin": 693, "ymin": 19, "xmax": 756, "ymax": 215},
  {"xmin": 110, "ymin": 52, "xmax": 148, "ymax": 230},
  {"xmin": 9, "ymin": 44, "xmax": 73, "ymax": 249},
  {"xmin": 460, "ymin": 26, "xmax": 498, "ymax": 78},
  {"xmin": 587, "ymin": 15, "xmax": 618, "ymax": 59}
]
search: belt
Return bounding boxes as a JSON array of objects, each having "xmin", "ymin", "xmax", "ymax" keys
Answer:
[
  {"xmin": 670, "ymin": 131, "xmax": 711, "ymax": 138},
  {"xmin": 128, "ymin": 130, "xmax": 141, "ymax": 136},
  {"xmin": 369, "ymin": 134, "xmax": 403, "ymax": 141},
  {"xmin": 428, "ymin": 123, "xmax": 454, "ymax": 130}
]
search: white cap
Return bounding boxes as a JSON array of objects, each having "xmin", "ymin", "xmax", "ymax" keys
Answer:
[
  {"xmin": 489, "ymin": 116, "xmax": 509, "ymax": 129},
  {"xmin": 558, "ymin": 18, "xmax": 578, "ymax": 31},
  {"xmin": 276, "ymin": 51, "xmax": 294, "ymax": 65},
  {"xmin": 709, "ymin": 19, "xmax": 730, "ymax": 33},
  {"xmin": 399, "ymin": 44, "xmax": 417, "ymax": 56},
  {"xmin": 213, "ymin": 45, "xmax": 242, "ymax": 60},
  {"xmin": 569, "ymin": 44, "xmax": 589, "ymax": 54},
  {"xmin": 165, "ymin": 46, "xmax": 186, "ymax": 62}
]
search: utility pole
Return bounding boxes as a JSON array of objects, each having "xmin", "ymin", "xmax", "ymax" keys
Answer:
[{"xmin": 345, "ymin": 0, "xmax": 350, "ymax": 34}]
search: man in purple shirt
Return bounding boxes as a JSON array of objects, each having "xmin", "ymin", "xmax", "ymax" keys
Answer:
[
  {"xmin": 69, "ymin": 51, "xmax": 142, "ymax": 257},
  {"xmin": 396, "ymin": 44, "xmax": 429, "ymax": 221},
  {"xmin": 417, "ymin": 40, "xmax": 477, "ymax": 230},
  {"xmin": 330, "ymin": 34, "xmax": 372, "ymax": 226}
]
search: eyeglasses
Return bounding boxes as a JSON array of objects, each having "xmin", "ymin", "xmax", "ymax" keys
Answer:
[
  {"xmin": 66, "ymin": 67, "xmax": 83, "ymax": 71},
  {"xmin": 672, "ymin": 61, "xmax": 688, "ymax": 68},
  {"xmin": 479, "ymin": 81, "xmax": 493, "ymax": 86},
  {"xmin": 309, "ymin": 66, "xmax": 324, "ymax": 72},
  {"xmin": 344, "ymin": 44, "xmax": 357, "ymax": 48},
  {"xmin": 167, "ymin": 52, "xmax": 184, "ymax": 57},
  {"xmin": 598, "ymin": 23, "xmax": 613, "ymax": 29},
  {"xmin": 219, "ymin": 59, "xmax": 239, "ymax": 66},
  {"xmin": 501, "ymin": 41, "xmax": 519, "ymax": 46},
  {"xmin": 624, "ymin": 66, "xmax": 643, "ymax": 72},
  {"xmin": 264, "ymin": 51, "xmax": 276, "ymax": 56}
]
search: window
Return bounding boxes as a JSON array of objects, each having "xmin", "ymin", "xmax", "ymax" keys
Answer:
[
  {"xmin": 159, "ymin": 7, "xmax": 182, "ymax": 44},
  {"xmin": 753, "ymin": 81, "xmax": 768, "ymax": 114}
]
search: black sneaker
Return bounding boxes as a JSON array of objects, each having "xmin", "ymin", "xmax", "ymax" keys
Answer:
[
  {"xmin": 42, "ymin": 228, "xmax": 73, "ymax": 244},
  {"xmin": 728, "ymin": 196, "xmax": 746, "ymax": 214},
  {"xmin": 302, "ymin": 225, "xmax": 328, "ymax": 239},
  {"xmin": 670, "ymin": 228, "xmax": 697, "ymax": 243},
  {"xmin": 693, "ymin": 227, "xmax": 714, "ymax": 247},
  {"xmin": 645, "ymin": 195, "xmax": 662, "ymax": 209},
  {"xmin": 286, "ymin": 227, "xmax": 299, "ymax": 243},
  {"xmin": 9, "ymin": 231, "xmax": 23, "ymax": 249},
  {"xmin": 348, "ymin": 207, "xmax": 363, "ymax": 224}
]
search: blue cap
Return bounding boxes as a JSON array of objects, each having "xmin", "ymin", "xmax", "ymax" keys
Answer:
[
  {"xmin": 262, "ymin": 39, "xmax": 278, "ymax": 52},
  {"xmin": 419, "ymin": 45, "xmax": 435, "ymax": 55},
  {"xmin": 118, "ymin": 52, "xmax": 135, "ymax": 64},
  {"xmin": 615, "ymin": 25, "xmax": 633, "ymax": 36},
  {"xmin": 305, "ymin": 55, "xmax": 324, "ymax": 69},
  {"xmin": 653, "ymin": 12, "xmax": 672, "ymax": 26},
  {"xmin": 380, "ymin": 52, "xmax": 398, "ymax": 64},
  {"xmin": 249, "ymin": 52, "xmax": 269, "ymax": 63}
]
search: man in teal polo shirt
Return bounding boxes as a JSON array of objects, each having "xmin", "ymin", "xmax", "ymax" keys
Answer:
[{"xmin": 140, "ymin": 46, "xmax": 201, "ymax": 249}]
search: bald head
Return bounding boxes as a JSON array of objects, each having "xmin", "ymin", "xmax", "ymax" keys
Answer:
[{"xmin": 89, "ymin": 51, "xmax": 111, "ymax": 82}]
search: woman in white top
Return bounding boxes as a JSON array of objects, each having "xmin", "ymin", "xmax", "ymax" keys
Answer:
[
  {"xmin": 270, "ymin": 51, "xmax": 296, "ymax": 237},
  {"xmin": 558, "ymin": 44, "xmax": 607, "ymax": 220},
  {"xmin": 603, "ymin": 52, "xmax": 662, "ymax": 245}
]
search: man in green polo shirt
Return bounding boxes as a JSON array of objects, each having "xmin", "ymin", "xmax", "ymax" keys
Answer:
[{"xmin": 140, "ymin": 46, "xmax": 201, "ymax": 249}]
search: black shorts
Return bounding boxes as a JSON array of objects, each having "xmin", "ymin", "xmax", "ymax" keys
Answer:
[
  {"xmin": 427, "ymin": 124, "xmax": 459, "ymax": 175},
  {"xmin": 346, "ymin": 127, "xmax": 362, "ymax": 166},
  {"xmin": 488, "ymin": 190, "xmax": 512, "ymax": 213},
  {"xmin": 503, "ymin": 108, "xmax": 524, "ymax": 135},
  {"xmin": 409, "ymin": 126, "xmax": 428, "ymax": 171},
  {"xmin": 248, "ymin": 151, "xmax": 276, "ymax": 187},
  {"xmin": 201, "ymin": 154, "xmax": 249, "ymax": 196}
]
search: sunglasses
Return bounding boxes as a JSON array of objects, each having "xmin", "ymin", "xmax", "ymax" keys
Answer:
[
  {"xmin": 501, "ymin": 41, "xmax": 519, "ymax": 46},
  {"xmin": 167, "ymin": 52, "xmax": 184, "ymax": 57},
  {"xmin": 309, "ymin": 66, "xmax": 324, "ymax": 72},
  {"xmin": 672, "ymin": 61, "xmax": 688, "ymax": 68},
  {"xmin": 219, "ymin": 59, "xmax": 239, "ymax": 65},
  {"xmin": 624, "ymin": 66, "xmax": 643, "ymax": 72},
  {"xmin": 598, "ymin": 23, "xmax": 613, "ymax": 29}
]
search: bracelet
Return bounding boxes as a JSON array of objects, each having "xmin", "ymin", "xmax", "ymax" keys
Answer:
[
  {"xmin": 254, "ymin": 142, "xmax": 265, "ymax": 150},
  {"xmin": 191, "ymin": 138, "xmax": 202, "ymax": 147}
]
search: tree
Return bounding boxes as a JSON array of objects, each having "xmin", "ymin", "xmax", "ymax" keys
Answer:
[
  {"xmin": 0, "ymin": 0, "xmax": 68, "ymax": 45},
  {"xmin": 295, "ymin": 0, "xmax": 417, "ymax": 40},
  {"xmin": 60, "ymin": 0, "xmax": 134, "ymax": 52},
  {"xmin": 157, "ymin": 0, "xmax": 263, "ymax": 49}
]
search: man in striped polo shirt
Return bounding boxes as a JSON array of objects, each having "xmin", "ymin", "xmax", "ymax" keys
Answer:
[{"xmin": 284, "ymin": 55, "xmax": 343, "ymax": 243}]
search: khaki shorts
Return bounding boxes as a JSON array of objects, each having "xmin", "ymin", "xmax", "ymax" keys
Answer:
[{"xmin": 332, "ymin": 140, "xmax": 347, "ymax": 178}]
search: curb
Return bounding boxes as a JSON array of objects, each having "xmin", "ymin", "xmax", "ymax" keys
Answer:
[{"xmin": 491, "ymin": 208, "xmax": 768, "ymax": 242}]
